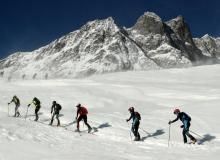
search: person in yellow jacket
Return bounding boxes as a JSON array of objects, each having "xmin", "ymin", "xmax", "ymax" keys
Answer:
[
  {"xmin": 28, "ymin": 97, "xmax": 41, "ymax": 121},
  {"xmin": 8, "ymin": 95, "xmax": 20, "ymax": 117}
]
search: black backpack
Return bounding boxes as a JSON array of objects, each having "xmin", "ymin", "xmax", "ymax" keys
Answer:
[
  {"xmin": 57, "ymin": 104, "xmax": 62, "ymax": 110},
  {"xmin": 33, "ymin": 97, "xmax": 40, "ymax": 106},
  {"xmin": 135, "ymin": 112, "xmax": 141, "ymax": 120},
  {"xmin": 183, "ymin": 112, "xmax": 191, "ymax": 121}
]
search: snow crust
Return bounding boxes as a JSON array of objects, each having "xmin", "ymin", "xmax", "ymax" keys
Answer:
[{"xmin": 0, "ymin": 65, "xmax": 220, "ymax": 160}]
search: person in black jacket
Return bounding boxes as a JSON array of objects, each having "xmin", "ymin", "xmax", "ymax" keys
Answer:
[
  {"xmin": 169, "ymin": 108, "xmax": 197, "ymax": 144},
  {"xmin": 8, "ymin": 95, "xmax": 20, "ymax": 117},
  {"xmin": 50, "ymin": 101, "xmax": 62, "ymax": 126},
  {"xmin": 28, "ymin": 97, "xmax": 41, "ymax": 121}
]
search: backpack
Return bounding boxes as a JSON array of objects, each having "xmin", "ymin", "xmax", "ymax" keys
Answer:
[
  {"xmin": 57, "ymin": 104, "xmax": 62, "ymax": 110},
  {"xmin": 79, "ymin": 107, "xmax": 88, "ymax": 115},
  {"xmin": 33, "ymin": 97, "xmax": 40, "ymax": 105},
  {"xmin": 13, "ymin": 97, "xmax": 20, "ymax": 106},
  {"xmin": 182, "ymin": 112, "xmax": 191, "ymax": 121},
  {"xmin": 135, "ymin": 112, "xmax": 141, "ymax": 120}
]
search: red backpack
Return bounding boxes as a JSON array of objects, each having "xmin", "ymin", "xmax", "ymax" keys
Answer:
[{"xmin": 79, "ymin": 107, "xmax": 88, "ymax": 115}]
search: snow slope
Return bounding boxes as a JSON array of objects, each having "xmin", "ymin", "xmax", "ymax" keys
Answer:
[{"xmin": 0, "ymin": 65, "xmax": 220, "ymax": 160}]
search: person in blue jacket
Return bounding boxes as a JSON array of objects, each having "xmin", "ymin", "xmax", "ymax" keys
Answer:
[
  {"xmin": 126, "ymin": 107, "xmax": 141, "ymax": 141},
  {"xmin": 169, "ymin": 108, "xmax": 197, "ymax": 144}
]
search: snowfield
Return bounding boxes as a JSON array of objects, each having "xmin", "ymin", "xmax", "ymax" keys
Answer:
[{"xmin": 0, "ymin": 64, "xmax": 220, "ymax": 160}]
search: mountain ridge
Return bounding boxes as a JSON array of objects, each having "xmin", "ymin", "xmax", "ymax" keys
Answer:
[{"xmin": 0, "ymin": 11, "xmax": 219, "ymax": 79}]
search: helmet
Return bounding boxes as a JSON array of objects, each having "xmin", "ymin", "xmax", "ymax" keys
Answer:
[
  {"xmin": 128, "ymin": 107, "xmax": 134, "ymax": 112},
  {"xmin": 173, "ymin": 108, "xmax": 180, "ymax": 114},
  {"xmin": 76, "ymin": 103, "xmax": 81, "ymax": 108},
  {"xmin": 52, "ymin": 101, "xmax": 56, "ymax": 104},
  {"xmin": 13, "ymin": 95, "xmax": 17, "ymax": 98}
]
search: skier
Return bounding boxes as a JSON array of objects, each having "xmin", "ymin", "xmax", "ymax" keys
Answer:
[
  {"xmin": 8, "ymin": 95, "xmax": 20, "ymax": 117},
  {"xmin": 50, "ymin": 101, "xmax": 62, "ymax": 126},
  {"xmin": 28, "ymin": 97, "xmax": 41, "ymax": 121},
  {"xmin": 75, "ymin": 103, "xmax": 92, "ymax": 133},
  {"xmin": 169, "ymin": 108, "xmax": 197, "ymax": 144},
  {"xmin": 126, "ymin": 107, "xmax": 141, "ymax": 141}
]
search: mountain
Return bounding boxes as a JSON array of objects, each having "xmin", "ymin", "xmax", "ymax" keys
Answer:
[
  {"xmin": 0, "ymin": 12, "xmax": 218, "ymax": 79},
  {"xmin": 194, "ymin": 34, "xmax": 220, "ymax": 58}
]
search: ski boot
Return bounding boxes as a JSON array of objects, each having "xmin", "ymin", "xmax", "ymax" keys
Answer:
[
  {"xmin": 191, "ymin": 139, "xmax": 197, "ymax": 144},
  {"xmin": 134, "ymin": 136, "xmax": 140, "ymax": 141},
  {"xmin": 75, "ymin": 128, "xmax": 80, "ymax": 132},
  {"xmin": 88, "ymin": 127, "xmax": 92, "ymax": 133}
]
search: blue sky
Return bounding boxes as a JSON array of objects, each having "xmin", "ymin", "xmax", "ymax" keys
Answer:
[{"xmin": 0, "ymin": 0, "xmax": 219, "ymax": 59}]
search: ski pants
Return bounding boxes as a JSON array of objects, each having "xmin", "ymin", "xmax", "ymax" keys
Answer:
[
  {"xmin": 14, "ymin": 105, "xmax": 20, "ymax": 117},
  {"xmin": 77, "ymin": 115, "xmax": 91, "ymax": 130},
  {"xmin": 50, "ymin": 112, "xmax": 60, "ymax": 125},
  {"xmin": 132, "ymin": 119, "xmax": 140, "ymax": 138},
  {"xmin": 182, "ymin": 120, "xmax": 196, "ymax": 143},
  {"xmin": 35, "ymin": 106, "xmax": 40, "ymax": 121}
]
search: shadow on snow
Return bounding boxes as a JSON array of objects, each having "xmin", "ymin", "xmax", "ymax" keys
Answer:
[
  {"xmin": 141, "ymin": 129, "xmax": 165, "ymax": 141},
  {"xmin": 197, "ymin": 134, "xmax": 216, "ymax": 145}
]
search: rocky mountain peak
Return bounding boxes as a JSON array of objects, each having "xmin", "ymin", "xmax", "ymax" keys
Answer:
[
  {"xmin": 0, "ymin": 11, "xmax": 218, "ymax": 79},
  {"xmin": 132, "ymin": 12, "xmax": 164, "ymax": 35},
  {"xmin": 166, "ymin": 15, "xmax": 194, "ymax": 45},
  {"xmin": 202, "ymin": 34, "xmax": 211, "ymax": 38},
  {"xmin": 85, "ymin": 17, "xmax": 118, "ymax": 32},
  {"xmin": 143, "ymin": 12, "xmax": 162, "ymax": 22}
]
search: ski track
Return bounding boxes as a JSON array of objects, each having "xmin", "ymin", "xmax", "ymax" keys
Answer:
[{"xmin": 0, "ymin": 65, "xmax": 220, "ymax": 160}]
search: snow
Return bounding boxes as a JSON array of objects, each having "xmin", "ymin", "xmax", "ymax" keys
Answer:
[
  {"xmin": 143, "ymin": 12, "xmax": 162, "ymax": 22},
  {"xmin": 148, "ymin": 44, "xmax": 192, "ymax": 67},
  {"xmin": 0, "ymin": 64, "xmax": 220, "ymax": 160}
]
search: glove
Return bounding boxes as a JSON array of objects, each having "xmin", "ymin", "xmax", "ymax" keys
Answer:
[
  {"xmin": 180, "ymin": 125, "xmax": 184, "ymax": 128},
  {"xmin": 168, "ymin": 121, "xmax": 172, "ymax": 125},
  {"xmin": 51, "ymin": 111, "xmax": 52, "ymax": 114},
  {"xmin": 28, "ymin": 104, "xmax": 30, "ymax": 107},
  {"xmin": 126, "ymin": 119, "xmax": 129, "ymax": 122},
  {"xmin": 8, "ymin": 103, "xmax": 10, "ymax": 105},
  {"xmin": 75, "ymin": 117, "xmax": 77, "ymax": 120}
]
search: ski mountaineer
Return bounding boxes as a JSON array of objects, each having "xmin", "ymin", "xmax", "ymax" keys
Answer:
[
  {"xmin": 8, "ymin": 95, "xmax": 20, "ymax": 117},
  {"xmin": 126, "ymin": 107, "xmax": 141, "ymax": 141},
  {"xmin": 169, "ymin": 108, "xmax": 197, "ymax": 144},
  {"xmin": 28, "ymin": 97, "xmax": 41, "ymax": 121},
  {"xmin": 75, "ymin": 103, "xmax": 92, "ymax": 133},
  {"xmin": 50, "ymin": 101, "xmax": 62, "ymax": 126}
]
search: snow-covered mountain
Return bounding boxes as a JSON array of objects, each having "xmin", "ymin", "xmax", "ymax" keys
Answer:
[
  {"xmin": 0, "ymin": 12, "xmax": 218, "ymax": 79},
  {"xmin": 194, "ymin": 34, "xmax": 220, "ymax": 58}
]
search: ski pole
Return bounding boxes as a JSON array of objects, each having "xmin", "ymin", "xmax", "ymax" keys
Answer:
[
  {"xmin": 139, "ymin": 127, "xmax": 157, "ymax": 139},
  {"xmin": 7, "ymin": 103, "xmax": 10, "ymax": 117},
  {"xmin": 139, "ymin": 127, "xmax": 151, "ymax": 135},
  {"xmin": 189, "ymin": 130, "xmax": 203, "ymax": 138},
  {"xmin": 127, "ymin": 122, "xmax": 132, "ymax": 141},
  {"xmin": 168, "ymin": 124, "xmax": 171, "ymax": 147},
  {"xmin": 25, "ymin": 106, "xmax": 29, "ymax": 121}
]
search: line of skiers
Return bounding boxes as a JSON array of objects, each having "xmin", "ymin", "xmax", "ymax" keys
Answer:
[
  {"xmin": 7, "ymin": 95, "xmax": 197, "ymax": 143},
  {"xmin": 8, "ymin": 95, "xmax": 93, "ymax": 133}
]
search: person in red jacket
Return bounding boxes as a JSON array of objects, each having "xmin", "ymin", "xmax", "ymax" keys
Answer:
[{"xmin": 75, "ymin": 103, "xmax": 92, "ymax": 133}]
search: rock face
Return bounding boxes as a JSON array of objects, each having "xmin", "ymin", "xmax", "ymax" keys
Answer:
[
  {"xmin": 0, "ymin": 12, "xmax": 218, "ymax": 79},
  {"xmin": 132, "ymin": 12, "xmax": 164, "ymax": 35},
  {"xmin": 194, "ymin": 34, "xmax": 220, "ymax": 58}
]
